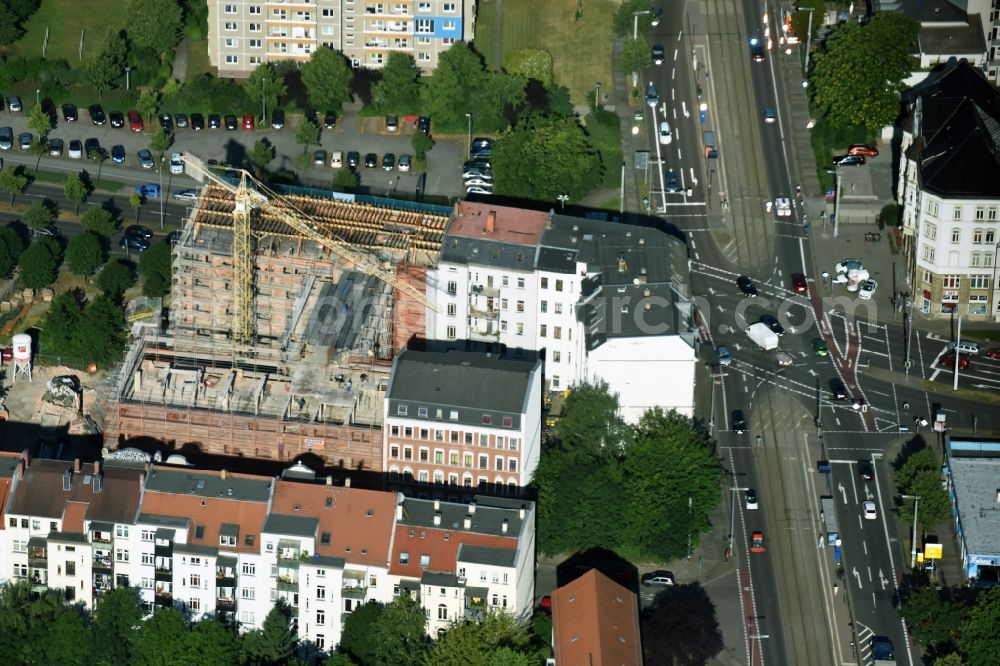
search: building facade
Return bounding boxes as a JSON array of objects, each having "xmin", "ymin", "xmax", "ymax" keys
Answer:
[
  {"xmin": 896, "ymin": 60, "xmax": 1000, "ymax": 320},
  {"xmin": 207, "ymin": 0, "xmax": 476, "ymax": 76}
]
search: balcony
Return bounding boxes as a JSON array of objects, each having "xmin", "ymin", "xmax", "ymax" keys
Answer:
[
  {"xmin": 92, "ymin": 553, "xmax": 113, "ymax": 570},
  {"xmin": 28, "ymin": 546, "xmax": 47, "ymax": 565},
  {"xmin": 216, "ymin": 597, "xmax": 236, "ymax": 612},
  {"xmin": 342, "ymin": 583, "xmax": 368, "ymax": 599},
  {"xmin": 154, "ymin": 566, "xmax": 172, "ymax": 581},
  {"xmin": 276, "ymin": 575, "xmax": 299, "ymax": 591}
]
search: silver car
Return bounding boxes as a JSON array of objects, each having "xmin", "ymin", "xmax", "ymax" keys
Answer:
[
  {"xmin": 0, "ymin": 127, "xmax": 13, "ymax": 150},
  {"xmin": 137, "ymin": 149, "xmax": 154, "ymax": 169}
]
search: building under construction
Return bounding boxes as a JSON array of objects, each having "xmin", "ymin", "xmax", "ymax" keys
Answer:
[{"xmin": 103, "ymin": 181, "xmax": 451, "ymax": 473}]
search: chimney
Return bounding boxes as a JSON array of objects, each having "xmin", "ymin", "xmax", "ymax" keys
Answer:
[
  {"xmin": 20, "ymin": 450, "xmax": 30, "ymax": 467},
  {"xmin": 326, "ymin": 475, "xmax": 333, "ymax": 486},
  {"xmin": 433, "ymin": 512, "xmax": 442, "ymax": 526},
  {"xmin": 220, "ymin": 469, "xmax": 228, "ymax": 480},
  {"xmin": 617, "ymin": 256, "xmax": 627, "ymax": 273},
  {"xmin": 396, "ymin": 504, "xmax": 404, "ymax": 520},
  {"xmin": 433, "ymin": 499, "xmax": 440, "ymax": 511},
  {"xmin": 463, "ymin": 514, "xmax": 472, "ymax": 529},
  {"xmin": 501, "ymin": 518, "xmax": 509, "ymax": 534},
  {"xmin": 486, "ymin": 211, "xmax": 496, "ymax": 234},
  {"xmin": 93, "ymin": 461, "xmax": 101, "ymax": 476},
  {"xmin": 73, "ymin": 459, "xmax": 81, "ymax": 473},
  {"xmin": 62, "ymin": 469, "xmax": 72, "ymax": 491},
  {"xmin": 519, "ymin": 505, "xmax": 526, "ymax": 520},
  {"xmin": 16, "ymin": 461, "xmax": 24, "ymax": 481},
  {"xmin": 468, "ymin": 500, "xmax": 477, "ymax": 514},
  {"xmin": 345, "ymin": 476, "xmax": 351, "ymax": 488}
]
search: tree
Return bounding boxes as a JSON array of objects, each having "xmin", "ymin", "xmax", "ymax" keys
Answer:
[
  {"xmin": 622, "ymin": 409, "xmax": 722, "ymax": 561},
  {"xmin": 425, "ymin": 613, "xmax": 533, "ymax": 666},
  {"xmin": 66, "ymin": 232, "xmax": 106, "ymax": 276},
  {"xmin": 249, "ymin": 139, "xmax": 276, "ymax": 173},
  {"xmin": 809, "ymin": 12, "xmax": 918, "ymax": 130},
  {"xmin": 150, "ymin": 127, "xmax": 172, "ymax": 155},
  {"xmin": 896, "ymin": 445, "xmax": 952, "ymax": 531},
  {"xmin": 0, "ymin": 226, "xmax": 26, "ymax": 278},
  {"xmin": 640, "ymin": 583, "xmax": 724, "ymax": 665},
  {"xmin": 339, "ymin": 601, "xmax": 385, "ymax": 665},
  {"xmin": 370, "ymin": 52, "xmax": 421, "ymax": 113},
  {"xmin": 0, "ymin": 582, "xmax": 68, "ymax": 663},
  {"xmin": 411, "ymin": 131, "xmax": 434, "ymax": 162},
  {"xmin": 65, "ymin": 173, "xmax": 89, "ymax": 213},
  {"xmin": 125, "ymin": 0, "xmax": 183, "ymax": 54},
  {"xmin": 129, "ymin": 192, "xmax": 143, "ymax": 224},
  {"xmin": 332, "ymin": 168, "xmax": 359, "ymax": 190},
  {"xmin": 504, "ymin": 48, "xmax": 553, "ymax": 86},
  {"xmin": 132, "ymin": 608, "xmax": 189, "ymax": 666},
  {"xmin": 900, "ymin": 586, "xmax": 969, "ymax": 652},
  {"xmin": 620, "ymin": 36, "xmax": 652, "ymax": 76},
  {"xmin": 295, "ymin": 119, "xmax": 320, "ymax": 156},
  {"xmin": 27, "ymin": 103, "xmax": 52, "ymax": 136},
  {"xmin": 471, "ymin": 71, "xmax": 524, "ymax": 133},
  {"xmin": 373, "ymin": 594, "xmax": 428, "ymax": 666},
  {"xmin": 43, "ymin": 608, "xmax": 92, "ymax": 666},
  {"xmin": 74, "ymin": 294, "xmax": 129, "ymax": 366},
  {"xmin": 613, "ymin": 0, "xmax": 655, "ymax": 37},
  {"xmin": 98, "ymin": 258, "xmax": 137, "ymax": 299},
  {"xmin": 960, "ymin": 586, "xmax": 1000, "ymax": 666},
  {"xmin": 86, "ymin": 27, "xmax": 128, "ymax": 96},
  {"xmin": 182, "ymin": 618, "xmax": 240, "ymax": 666},
  {"xmin": 22, "ymin": 200, "xmax": 55, "ymax": 230},
  {"xmin": 18, "ymin": 236, "xmax": 62, "ymax": 289},
  {"xmin": 0, "ymin": 165, "xmax": 29, "ymax": 205},
  {"xmin": 300, "ymin": 46, "xmax": 353, "ymax": 111},
  {"xmin": 139, "ymin": 240, "xmax": 172, "ymax": 297},
  {"xmin": 39, "ymin": 291, "xmax": 84, "ymax": 357},
  {"xmin": 243, "ymin": 62, "xmax": 287, "ymax": 119},
  {"xmin": 241, "ymin": 600, "xmax": 296, "ymax": 665},
  {"xmin": 89, "ymin": 587, "xmax": 142, "ymax": 666},
  {"xmin": 0, "ymin": 7, "xmax": 23, "ymax": 47},
  {"xmin": 492, "ymin": 115, "xmax": 601, "ymax": 202},
  {"xmin": 81, "ymin": 206, "xmax": 118, "ymax": 236},
  {"xmin": 137, "ymin": 89, "xmax": 160, "ymax": 123},
  {"xmin": 422, "ymin": 43, "xmax": 486, "ymax": 126},
  {"xmin": 89, "ymin": 146, "xmax": 109, "ymax": 181}
]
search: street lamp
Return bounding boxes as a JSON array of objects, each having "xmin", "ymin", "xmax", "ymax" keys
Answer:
[
  {"xmin": 261, "ymin": 75, "xmax": 267, "ymax": 124},
  {"xmin": 750, "ymin": 633, "xmax": 770, "ymax": 666},
  {"xmin": 125, "ymin": 67, "xmax": 131, "ymax": 92},
  {"xmin": 902, "ymin": 494, "xmax": 921, "ymax": 568},
  {"xmin": 465, "ymin": 113, "xmax": 472, "ymax": 159},
  {"xmin": 158, "ymin": 156, "xmax": 165, "ymax": 230},
  {"xmin": 729, "ymin": 485, "xmax": 748, "ymax": 556},
  {"xmin": 827, "ymin": 167, "xmax": 842, "ymax": 238},
  {"xmin": 799, "ymin": 6, "xmax": 817, "ymax": 76},
  {"xmin": 595, "ymin": 81, "xmax": 602, "ymax": 109},
  {"xmin": 35, "ymin": 89, "xmax": 40, "ymax": 106},
  {"xmin": 632, "ymin": 8, "xmax": 660, "ymax": 40},
  {"xmin": 556, "ymin": 194, "xmax": 568, "ymax": 211}
]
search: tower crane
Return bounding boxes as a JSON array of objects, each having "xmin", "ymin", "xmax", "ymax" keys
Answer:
[{"xmin": 182, "ymin": 157, "xmax": 437, "ymax": 345}]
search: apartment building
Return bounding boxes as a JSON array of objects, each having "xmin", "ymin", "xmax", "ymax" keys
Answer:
[
  {"xmin": 0, "ymin": 452, "xmax": 534, "ymax": 652},
  {"xmin": 897, "ymin": 59, "xmax": 1000, "ymax": 320},
  {"xmin": 426, "ymin": 202, "xmax": 696, "ymax": 422},
  {"xmin": 382, "ymin": 348, "xmax": 543, "ymax": 496},
  {"xmin": 207, "ymin": 0, "xmax": 476, "ymax": 76},
  {"xmin": 551, "ymin": 569, "xmax": 643, "ymax": 665}
]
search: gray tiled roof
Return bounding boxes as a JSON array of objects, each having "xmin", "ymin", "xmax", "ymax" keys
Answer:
[
  {"xmin": 421, "ymin": 570, "xmax": 462, "ymax": 586},
  {"xmin": 143, "ymin": 467, "xmax": 272, "ymax": 502},
  {"xmin": 263, "ymin": 513, "xmax": 320, "ymax": 538},
  {"xmin": 301, "ymin": 554, "xmax": 346, "ymax": 568},
  {"xmin": 456, "ymin": 543, "xmax": 517, "ymax": 567},
  {"xmin": 399, "ymin": 495, "xmax": 531, "ymax": 537},
  {"xmin": 441, "ymin": 235, "xmax": 538, "ymax": 270},
  {"xmin": 137, "ymin": 514, "xmax": 189, "ymax": 529}
]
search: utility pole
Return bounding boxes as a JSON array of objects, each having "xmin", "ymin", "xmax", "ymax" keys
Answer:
[
  {"xmin": 953, "ymin": 315, "xmax": 962, "ymax": 391},
  {"xmin": 833, "ymin": 166, "xmax": 842, "ymax": 238},
  {"xmin": 729, "ymin": 485, "xmax": 748, "ymax": 556},
  {"xmin": 687, "ymin": 495, "xmax": 693, "ymax": 559},
  {"xmin": 802, "ymin": 5, "xmax": 815, "ymax": 75},
  {"xmin": 902, "ymin": 494, "xmax": 921, "ymax": 567},
  {"xmin": 750, "ymin": 633, "xmax": 770, "ymax": 666}
]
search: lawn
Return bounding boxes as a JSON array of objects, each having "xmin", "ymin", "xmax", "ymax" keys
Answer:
[
  {"xmin": 481, "ymin": 0, "xmax": 616, "ymax": 106},
  {"xmin": 185, "ymin": 39, "xmax": 214, "ymax": 80},
  {"xmin": 8, "ymin": 0, "xmax": 123, "ymax": 64}
]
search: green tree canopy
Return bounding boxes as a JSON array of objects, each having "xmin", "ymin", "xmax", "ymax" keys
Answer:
[
  {"xmin": 74, "ymin": 294, "xmax": 129, "ymax": 367},
  {"xmin": 137, "ymin": 89, "xmax": 160, "ymax": 123},
  {"xmin": 27, "ymin": 103, "xmax": 52, "ymax": 136},
  {"xmin": 425, "ymin": 612, "xmax": 533, "ymax": 666},
  {"xmin": 620, "ymin": 36, "xmax": 652, "ymax": 76},
  {"xmin": 138, "ymin": 240, "xmax": 171, "ymax": 298},
  {"xmin": 0, "ymin": 582, "xmax": 68, "ymax": 663},
  {"xmin": 900, "ymin": 585, "xmax": 970, "ymax": 652},
  {"xmin": 131, "ymin": 608, "xmax": 189, "ymax": 666},
  {"xmin": 422, "ymin": 43, "xmax": 486, "ymax": 126},
  {"xmin": 40, "ymin": 291, "xmax": 83, "ymax": 357},
  {"xmin": 0, "ymin": 226, "xmax": 26, "ymax": 278},
  {"xmin": 809, "ymin": 12, "xmax": 918, "ymax": 130},
  {"xmin": 332, "ymin": 168, "xmax": 360, "ymax": 190},
  {"xmin": 241, "ymin": 599, "xmax": 297, "ymax": 665},
  {"xmin": 89, "ymin": 577, "xmax": 142, "ymax": 666},
  {"xmin": 295, "ymin": 119, "xmax": 320, "ymax": 155},
  {"xmin": 125, "ymin": 0, "xmax": 182, "ymax": 54},
  {"xmin": 896, "ymin": 444, "xmax": 952, "ymax": 531},
  {"xmin": 22, "ymin": 200, "xmax": 55, "ymax": 230},
  {"xmin": 150, "ymin": 127, "xmax": 172, "ymax": 154},
  {"xmin": 411, "ymin": 130, "xmax": 434, "ymax": 161},
  {"xmin": 86, "ymin": 27, "xmax": 128, "ymax": 94},
  {"xmin": 98, "ymin": 258, "xmax": 137, "ymax": 299},
  {"xmin": 0, "ymin": 165, "xmax": 29, "ymax": 205},
  {"xmin": 373, "ymin": 594, "xmax": 428, "ymax": 666},
  {"xmin": 249, "ymin": 139, "xmax": 276, "ymax": 174},
  {"xmin": 492, "ymin": 115, "xmax": 601, "ymax": 202},
  {"xmin": 43, "ymin": 607, "xmax": 92, "ymax": 666},
  {"xmin": 960, "ymin": 586, "xmax": 1000, "ymax": 666},
  {"xmin": 301, "ymin": 47, "xmax": 353, "ymax": 111},
  {"xmin": 66, "ymin": 231, "xmax": 106, "ymax": 276},
  {"xmin": 640, "ymin": 583, "xmax": 724, "ymax": 665},
  {"xmin": 81, "ymin": 206, "xmax": 118, "ymax": 236},
  {"xmin": 18, "ymin": 236, "xmax": 62, "ymax": 289},
  {"xmin": 613, "ymin": 0, "xmax": 656, "ymax": 37},
  {"xmin": 370, "ymin": 52, "xmax": 421, "ymax": 113},
  {"xmin": 339, "ymin": 601, "xmax": 385, "ymax": 665},
  {"xmin": 243, "ymin": 62, "xmax": 288, "ymax": 119},
  {"xmin": 65, "ymin": 173, "xmax": 89, "ymax": 213},
  {"xmin": 183, "ymin": 617, "xmax": 241, "ymax": 665}
]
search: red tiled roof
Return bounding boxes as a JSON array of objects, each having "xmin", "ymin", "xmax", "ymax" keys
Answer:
[
  {"xmin": 140, "ymin": 492, "xmax": 268, "ymax": 554},
  {"xmin": 271, "ymin": 480, "xmax": 397, "ymax": 568},
  {"xmin": 552, "ymin": 569, "xmax": 643, "ymax": 666},
  {"xmin": 449, "ymin": 202, "xmax": 548, "ymax": 246},
  {"xmin": 62, "ymin": 501, "xmax": 89, "ymax": 533},
  {"xmin": 387, "ymin": 524, "xmax": 517, "ymax": 578}
]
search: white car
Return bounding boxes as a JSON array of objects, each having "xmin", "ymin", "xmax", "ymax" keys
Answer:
[
  {"xmin": 169, "ymin": 152, "xmax": 184, "ymax": 175},
  {"xmin": 658, "ymin": 121, "xmax": 672, "ymax": 145},
  {"xmin": 745, "ymin": 489, "xmax": 759, "ymax": 510},
  {"xmin": 863, "ymin": 500, "xmax": 877, "ymax": 520},
  {"xmin": 466, "ymin": 186, "xmax": 493, "ymax": 195},
  {"xmin": 859, "ymin": 279, "xmax": 877, "ymax": 300},
  {"xmin": 172, "ymin": 189, "xmax": 199, "ymax": 202},
  {"xmin": 775, "ymin": 197, "xmax": 791, "ymax": 217}
]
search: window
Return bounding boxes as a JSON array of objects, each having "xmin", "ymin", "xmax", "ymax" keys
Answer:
[
  {"xmin": 554, "ymin": 326, "xmax": 562, "ymax": 339},
  {"xmin": 924, "ymin": 222, "xmax": 937, "ymax": 240},
  {"xmin": 447, "ymin": 281, "xmax": 457, "ymax": 294},
  {"xmin": 502, "ymin": 276, "xmax": 509, "ymax": 287},
  {"xmin": 554, "ymin": 303, "xmax": 563, "ymax": 314},
  {"xmin": 316, "ymin": 609, "xmax": 326, "ymax": 625},
  {"xmin": 434, "ymin": 450, "xmax": 444, "ymax": 464},
  {"xmin": 224, "ymin": 21, "xmax": 237, "ymax": 31},
  {"xmin": 419, "ymin": 448, "xmax": 429, "ymax": 462},
  {"xmin": 241, "ymin": 587, "xmax": 255, "ymax": 600},
  {"xmin": 249, "ymin": 39, "xmax": 262, "ymax": 47},
  {"xmin": 921, "ymin": 245, "xmax": 935, "ymax": 262},
  {"xmin": 539, "ymin": 324, "xmax": 547, "ymax": 338},
  {"xmin": 987, "ymin": 230, "xmax": 996, "ymax": 244},
  {"xmin": 443, "ymin": 20, "xmax": 456, "ymax": 30},
  {"xmin": 552, "ymin": 351, "xmax": 561, "ymax": 362},
  {"xmin": 249, "ymin": 22, "xmax": 261, "ymax": 31},
  {"xmin": 224, "ymin": 38, "xmax": 239, "ymax": 48},
  {"xmin": 509, "ymin": 438, "xmax": 519, "ymax": 450},
  {"xmin": 482, "ymin": 415, "xmax": 492, "ymax": 425},
  {"xmin": 390, "ymin": 444, "xmax": 399, "ymax": 459},
  {"xmin": 399, "ymin": 551, "xmax": 409, "ymax": 564},
  {"xmin": 447, "ymin": 303, "xmax": 456, "ymax": 316},
  {"xmin": 463, "ymin": 453, "xmax": 472, "ymax": 467},
  {"xmin": 555, "ymin": 279, "xmax": 564, "ymax": 291},
  {"xmin": 953, "ymin": 206, "xmax": 963, "ymax": 221},
  {"xmin": 249, "ymin": 5, "xmax": 261, "ymax": 14},
  {"xmin": 465, "ymin": 432, "xmax": 473, "ymax": 444},
  {"xmin": 540, "ymin": 301, "xmax": 547, "ymax": 313},
  {"xmin": 420, "ymin": 428, "xmax": 429, "ymax": 440},
  {"xmin": 502, "ymin": 416, "xmax": 513, "ymax": 427},
  {"xmin": 418, "ymin": 1, "xmax": 431, "ymax": 10},
  {"xmin": 141, "ymin": 552, "xmax": 154, "ymax": 565},
  {"xmin": 517, "ymin": 277, "xmax": 525, "ymax": 288},
  {"xmin": 447, "ymin": 326, "xmax": 456, "ymax": 339},
  {"xmin": 516, "ymin": 300, "xmax": 525, "ymax": 313},
  {"xmin": 420, "ymin": 554, "xmax": 430, "ymax": 567},
  {"xmin": 541, "ymin": 277, "xmax": 548, "ymax": 289},
  {"xmin": 926, "ymin": 199, "xmax": 939, "ymax": 217},
  {"xmin": 224, "ymin": 4, "xmax": 236, "ymax": 13},
  {"xmin": 242, "ymin": 563, "xmax": 256, "ymax": 576},
  {"xmin": 416, "ymin": 18, "xmax": 434, "ymax": 32},
  {"xmin": 552, "ymin": 376, "xmax": 561, "ymax": 389},
  {"xmin": 943, "ymin": 275, "xmax": 960, "ymax": 289},
  {"xmin": 479, "ymin": 455, "xmax": 488, "ymax": 469},
  {"xmin": 417, "ymin": 406, "xmax": 428, "ymax": 418},
  {"xmin": 970, "ymin": 275, "xmax": 989, "ymax": 289},
  {"xmin": 404, "ymin": 427, "xmax": 413, "ymax": 437},
  {"xmin": 971, "ymin": 252, "xmax": 982, "ymax": 267},
  {"xmin": 438, "ymin": 604, "xmax": 448, "ymax": 620},
  {"xmin": 115, "ymin": 549, "xmax": 129, "ymax": 562},
  {"xmin": 989, "ymin": 207, "xmax": 998, "ymax": 221},
  {"xmin": 321, "ymin": 8, "xmax": 333, "ymax": 17},
  {"xmin": 516, "ymin": 323, "xmax": 524, "ymax": 336},
  {"xmin": 951, "ymin": 228, "xmax": 961, "ymax": 243},
  {"xmin": 397, "ymin": 405, "xmax": 408, "ymax": 415},
  {"xmin": 922, "ymin": 270, "xmax": 932, "ymax": 285},
  {"xmin": 449, "ymin": 451, "xmax": 459, "ymax": 465},
  {"xmin": 976, "ymin": 207, "xmax": 986, "ymax": 220},
  {"xmin": 495, "ymin": 456, "xmax": 504, "ymax": 471},
  {"xmin": 500, "ymin": 298, "xmax": 508, "ymax": 310},
  {"xmin": 974, "ymin": 229, "xmax": 984, "ymax": 244},
  {"xmin": 969, "ymin": 294, "xmax": 988, "ymax": 315},
  {"xmin": 509, "ymin": 458, "xmax": 518, "ymax": 472},
  {"xmin": 443, "ymin": 2, "xmax": 456, "ymax": 10}
]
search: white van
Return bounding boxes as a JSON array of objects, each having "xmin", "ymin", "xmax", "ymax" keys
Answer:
[
  {"xmin": 948, "ymin": 341, "xmax": 980, "ymax": 355},
  {"xmin": 330, "ymin": 150, "xmax": 343, "ymax": 168}
]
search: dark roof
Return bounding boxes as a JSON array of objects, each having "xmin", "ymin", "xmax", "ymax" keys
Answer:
[
  {"xmin": 263, "ymin": 513, "xmax": 320, "ymax": 538},
  {"xmin": 6, "ymin": 460, "xmax": 143, "ymax": 525},
  {"xmin": 898, "ymin": 0, "xmax": 966, "ymax": 23},
  {"xmin": 399, "ymin": 495, "xmax": 531, "ymax": 537},
  {"xmin": 421, "ymin": 571, "xmax": 462, "ymax": 586},
  {"xmin": 143, "ymin": 467, "xmax": 273, "ymax": 502},
  {"xmin": 456, "ymin": 543, "xmax": 517, "ymax": 567},
  {"xmin": 917, "ymin": 17, "xmax": 985, "ymax": 57},
  {"xmin": 174, "ymin": 542, "xmax": 219, "ymax": 556},
  {"xmin": 302, "ymin": 554, "xmax": 346, "ymax": 568},
  {"xmin": 386, "ymin": 350, "xmax": 540, "ymax": 427},
  {"xmin": 137, "ymin": 513, "xmax": 189, "ymax": 529},
  {"xmin": 440, "ymin": 235, "xmax": 538, "ymax": 270}
]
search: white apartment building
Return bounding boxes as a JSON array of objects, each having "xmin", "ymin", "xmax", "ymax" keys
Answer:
[
  {"xmin": 382, "ymin": 348, "xmax": 543, "ymax": 497},
  {"xmin": 897, "ymin": 60, "xmax": 1000, "ymax": 320},
  {"xmin": 207, "ymin": 0, "xmax": 476, "ymax": 76},
  {"xmin": 0, "ymin": 451, "xmax": 534, "ymax": 654},
  {"xmin": 426, "ymin": 202, "xmax": 697, "ymax": 421}
]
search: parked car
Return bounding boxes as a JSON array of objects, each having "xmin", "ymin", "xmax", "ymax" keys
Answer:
[
  {"xmin": 109, "ymin": 111, "xmax": 125, "ymax": 128},
  {"xmin": 242, "ymin": 115, "xmax": 254, "ymax": 130},
  {"xmin": 857, "ymin": 460, "xmax": 874, "ymax": 481},
  {"xmin": 47, "ymin": 138, "xmax": 63, "ymax": 156},
  {"xmin": 128, "ymin": 110, "xmax": 143, "ymax": 132},
  {"xmin": 313, "ymin": 150, "xmax": 328, "ymax": 166},
  {"xmin": 0, "ymin": 127, "xmax": 12, "ymax": 150},
  {"xmin": 89, "ymin": 104, "xmax": 106, "ymax": 125},
  {"xmin": 466, "ymin": 186, "xmax": 493, "ymax": 195},
  {"xmin": 364, "ymin": 153, "xmax": 377, "ymax": 168},
  {"xmin": 84, "ymin": 138, "xmax": 101, "ymax": 158},
  {"xmin": 947, "ymin": 341, "xmax": 980, "ymax": 355},
  {"xmin": 641, "ymin": 570, "xmax": 675, "ymax": 587},
  {"xmin": 736, "ymin": 275, "xmax": 757, "ymax": 296},
  {"xmin": 829, "ymin": 377, "xmax": 849, "ymax": 400},
  {"xmin": 175, "ymin": 113, "xmax": 189, "ymax": 128},
  {"xmin": 759, "ymin": 314, "xmax": 784, "ymax": 336},
  {"xmin": 7, "ymin": 96, "xmax": 22, "ymax": 112},
  {"xmin": 135, "ymin": 183, "xmax": 160, "ymax": 198},
  {"xmin": 111, "ymin": 144, "xmax": 126, "ymax": 164},
  {"xmin": 347, "ymin": 151, "xmax": 360, "ymax": 168},
  {"xmin": 792, "ymin": 272, "xmax": 808, "ymax": 293},
  {"xmin": 191, "ymin": 113, "xmax": 205, "ymax": 131},
  {"xmin": 270, "ymin": 109, "xmax": 285, "ymax": 129},
  {"xmin": 17, "ymin": 132, "xmax": 32, "ymax": 150},
  {"xmin": 32, "ymin": 225, "xmax": 60, "ymax": 238},
  {"xmin": 465, "ymin": 178, "xmax": 492, "ymax": 188},
  {"xmin": 125, "ymin": 224, "xmax": 153, "ymax": 240},
  {"xmin": 120, "ymin": 234, "xmax": 150, "ymax": 252},
  {"xmin": 658, "ymin": 121, "xmax": 673, "ymax": 145},
  {"xmin": 832, "ymin": 154, "xmax": 866, "ymax": 167},
  {"xmin": 224, "ymin": 115, "xmax": 237, "ymax": 130},
  {"xmin": 463, "ymin": 169, "xmax": 492, "ymax": 181},
  {"xmin": 323, "ymin": 111, "xmax": 336, "ymax": 129},
  {"xmin": 208, "ymin": 114, "xmax": 221, "ymax": 129},
  {"xmin": 652, "ymin": 44, "xmax": 665, "ymax": 65},
  {"xmin": 665, "ymin": 169, "xmax": 680, "ymax": 192},
  {"xmin": 418, "ymin": 116, "xmax": 431, "ymax": 135},
  {"xmin": 61, "ymin": 104, "xmax": 78, "ymax": 122},
  {"xmin": 858, "ymin": 279, "xmax": 878, "ymax": 300},
  {"xmin": 169, "ymin": 152, "xmax": 184, "ymax": 174},
  {"xmin": 731, "ymin": 409, "xmax": 747, "ymax": 434},
  {"xmin": 41, "ymin": 101, "xmax": 56, "ymax": 124},
  {"xmin": 385, "ymin": 115, "xmax": 399, "ymax": 132},
  {"xmin": 745, "ymin": 489, "xmax": 759, "ymax": 510},
  {"xmin": 848, "ymin": 144, "xmax": 879, "ymax": 157},
  {"xmin": 137, "ymin": 149, "xmax": 154, "ymax": 169},
  {"xmin": 398, "ymin": 154, "xmax": 412, "ymax": 172},
  {"xmin": 330, "ymin": 151, "xmax": 343, "ymax": 168},
  {"xmin": 986, "ymin": 348, "xmax": 1000, "ymax": 360},
  {"xmin": 67, "ymin": 139, "xmax": 83, "ymax": 159},
  {"xmin": 382, "ymin": 153, "xmax": 395, "ymax": 171}
]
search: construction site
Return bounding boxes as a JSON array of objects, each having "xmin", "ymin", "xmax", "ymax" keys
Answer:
[{"xmin": 103, "ymin": 173, "xmax": 451, "ymax": 474}]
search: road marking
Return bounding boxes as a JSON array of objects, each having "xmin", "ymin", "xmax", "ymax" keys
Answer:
[{"xmin": 853, "ymin": 566, "xmax": 863, "ymax": 589}]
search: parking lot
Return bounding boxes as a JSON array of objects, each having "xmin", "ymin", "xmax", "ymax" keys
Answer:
[{"xmin": 0, "ymin": 100, "xmax": 468, "ymax": 199}]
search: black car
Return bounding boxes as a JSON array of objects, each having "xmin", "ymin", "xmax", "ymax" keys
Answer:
[
  {"xmin": 270, "ymin": 109, "xmax": 285, "ymax": 129},
  {"xmin": 88, "ymin": 104, "xmax": 106, "ymax": 125},
  {"xmin": 364, "ymin": 153, "xmax": 378, "ymax": 168},
  {"xmin": 464, "ymin": 158, "xmax": 492, "ymax": 172},
  {"xmin": 829, "ymin": 377, "xmax": 849, "ymax": 400},
  {"xmin": 304, "ymin": 109, "xmax": 318, "ymax": 125},
  {"xmin": 111, "ymin": 144, "xmax": 126, "ymax": 164},
  {"xmin": 47, "ymin": 138, "xmax": 63, "ymax": 156},
  {"xmin": 346, "ymin": 151, "xmax": 360, "ymax": 168},
  {"xmin": 224, "ymin": 114, "xmax": 237, "ymax": 130},
  {"xmin": 208, "ymin": 114, "xmax": 221, "ymax": 129},
  {"xmin": 84, "ymin": 138, "xmax": 101, "ymax": 159},
  {"xmin": 125, "ymin": 224, "xmax": 154, "ymax": 240},
  {"xmin": 109, "ymin": 111, "xmax": 125, "ymax": 128},
  {"xmin": 749, "ymin": 38, "xmax": 766, "ymax": 63},
  {"xmin": 759, "ymin": 314, "xmax": 784, "ymax": 336},
  {"xmin": 40, "ymin": 98, "xmax": 57, "ymax": 121},
  {"xmin": 159, "ymin": 113, "xmax": 173, "ymax": 132},
  {"xmin": 471, "ymin": 137, "xmax": 492, "ymax": 153},
  {"xmin": 858, "ymin": 460, "xmax": 874, "ymax": 481},
  {"xmin": 418, "ymin": 116, "xmax": 431, "ymax": 134},
  {"xmin": 737, "ymin": 275, "xmax": 758, "ymax": 297},
  {"xmin": 832, "ymin": 154, "xmax": 866, "ymax": 167},
  {"xmin": 191, "ymin": 113, "xmax": 205, "ymax": 131},
  {"xmin": 61, "ymin": 104, "xmax": 78, "ymax": 122},
  {"xmin": 323, "ymin": 111, "xmax": 336, "ymax": 129},
  {"xmin": 731, "ymin": 410, "xmax": 748, "ymax": 434},
  {"xmin": 175, "ymin": 113, "xmax": 188, "ymax": 128},
  {"xmin": 120, "ymin": 234, "xmax": 150, "ymax": 252},
  {"xmin": 665, "ymin": 169, "xmax": 680, "ymax": 193}
]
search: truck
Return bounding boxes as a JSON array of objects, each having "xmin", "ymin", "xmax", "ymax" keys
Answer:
[
  {"xmin": 703, "ymin": 130, "xmax": 718, "ymax": 158},
  {"xmin": 747, "ymin": 322, "xmax": 779, "ymax": 350}
]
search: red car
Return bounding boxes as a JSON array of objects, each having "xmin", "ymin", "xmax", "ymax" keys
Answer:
[
  {"xmin": 242, "ymin": 115, "xmax": 255, "ymax": 130},
  {"xmin": 127, "ymin": 110, "xmax": 143, "ymax": 132},
  {"xmin": 751, "ymin": 531, "xmax": 766, "ymax": 553},
  {"xmin": 791, "ymin": 272, "xmax": 808, "ymax": 294},
  {"xmin": 938, "ymin": 352, "xmax": 970, "ymax": 370},
  {"xmin": 985, "ymin": 348, "xmax": 1000, "ymax": 360},
  {"xmin": 848, "ymin": 143, "xmax": 878, "ymax": 157},
  {"xmin": 539, "ymin": 595, "xmax": 552, "ymax": 615}
]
